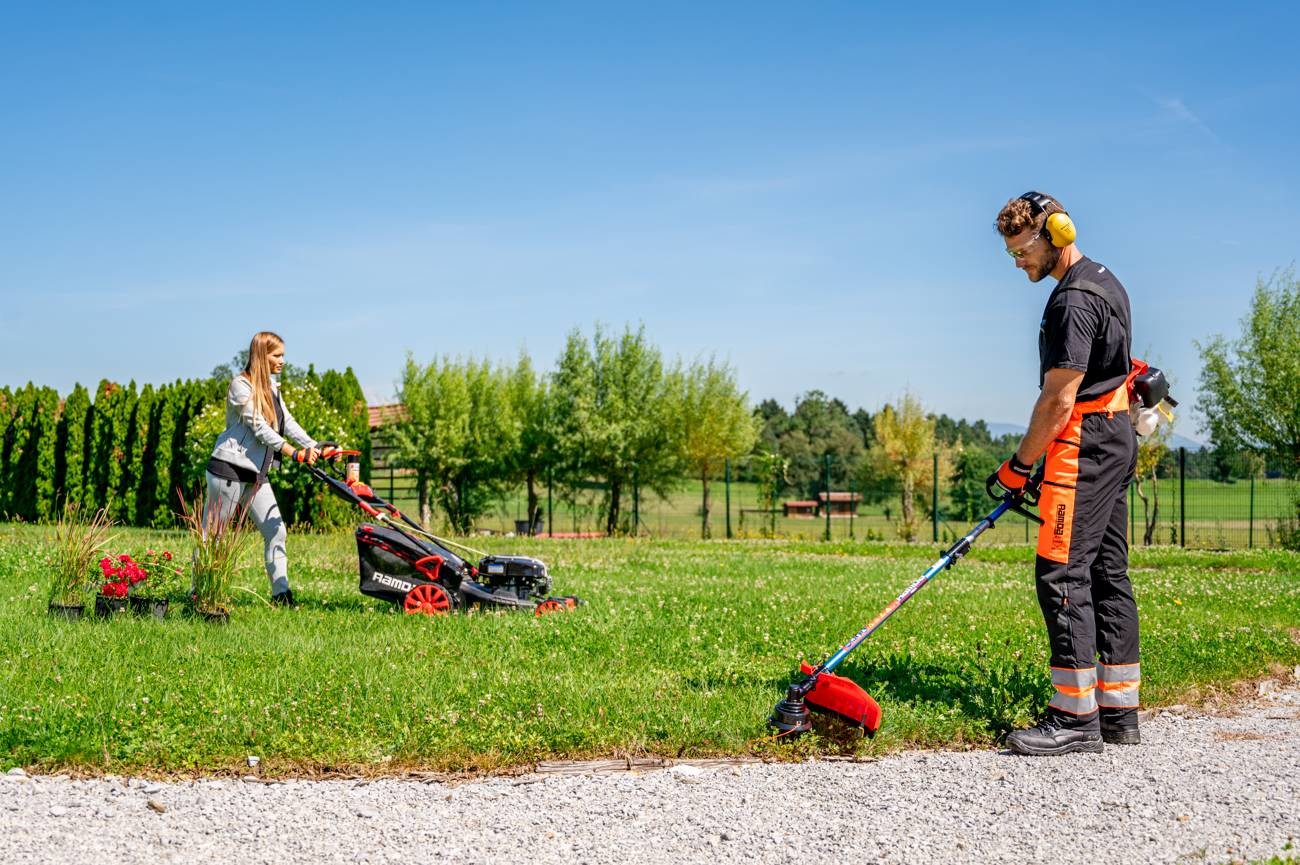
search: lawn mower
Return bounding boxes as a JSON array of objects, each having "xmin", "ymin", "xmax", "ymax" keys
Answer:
[
  {"xmin": 769, "ymin": 477, "xmax": 1043, "ymax": 738},
  {"xmin": 298, "ymin": 446, "xmax": 580, "ymax": 617}
]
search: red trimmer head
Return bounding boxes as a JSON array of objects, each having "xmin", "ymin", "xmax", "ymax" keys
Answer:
[{"xmin": 799, "ymin": 661, "xmax": 882, "ymax": 734}]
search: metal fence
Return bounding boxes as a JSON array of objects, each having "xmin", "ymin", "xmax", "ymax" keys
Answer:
[{"xmin": 366, "ymin": 446, "xmax": 1298, "ymax": 549}]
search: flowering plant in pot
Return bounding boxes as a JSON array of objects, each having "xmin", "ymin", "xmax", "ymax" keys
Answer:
[
  {"xmin": 96, "ymin": 557, "xmax": 132, "ymax": 617},
  {"xmin": 179, "ymin": 491, "xmax": 252, "ymax": 623},
  {"xmin": 133, "ymin": 549, "xmax": 181, "ymax": 619},
  {"xmin": 46, "ymin": 502, "xmax": 117, "ymax": 620}
]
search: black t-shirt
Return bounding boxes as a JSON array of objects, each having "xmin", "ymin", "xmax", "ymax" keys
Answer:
[{"xmin": 1039, "ymin": 256, "xmax": 1132, "ymax": 402}]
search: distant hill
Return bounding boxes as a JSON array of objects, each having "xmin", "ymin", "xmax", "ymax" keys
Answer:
[{"xmin": 984, "ymin": 422, "xmax": 1206, "ymax": 453}]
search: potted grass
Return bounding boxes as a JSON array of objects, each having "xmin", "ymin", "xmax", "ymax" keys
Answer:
[
  {"xmin": 179, "ymin": 491, "xmax": 252, "ymax": 624},
  {"xmin": 46, "ymin": 502, "xmax": 116, "ymax": 621}
]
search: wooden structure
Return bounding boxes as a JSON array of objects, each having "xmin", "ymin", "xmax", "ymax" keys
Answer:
[
  {"xmin": 817, "ymin": 491, "xmax": 861, "ymax": 517},
  {"xmin": 782, "ymin": 500, "xmax": 819, "ymax": 519}
]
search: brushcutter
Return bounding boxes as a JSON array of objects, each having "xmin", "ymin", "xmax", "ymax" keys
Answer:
[{"xmin": 768, "ymin": 477, "xmax": 1043, "ymax": 738}]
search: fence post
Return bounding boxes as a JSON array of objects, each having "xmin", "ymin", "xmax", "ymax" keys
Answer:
[
  {"xmin": 1179, "ymin": 446, "xmax": 1186, "ymax": 547},
  {"xmin": 633, "ymin": 470, "xmax": 640, "ymax": 537},
  {"xmin": 823, "ymin": 453, "xmax": 832, "ymax": 542},
  {"xmin": 1249, "ymin": 472, "xmax": 1255, "ymax": 549},
  {"xmin": 546, "ymin": 465, "xmax": 553, "ymax": 538},
  {"xmin": 849, "ymin": 477, "xmax": 855, "ymax": 541},
  {"xmin": 725, "ymin": 458, "xmax": 732, "ymax": 540},
  {"xmin": 932, "ymin": 451, "xmax": 939, "ymax": 543}
]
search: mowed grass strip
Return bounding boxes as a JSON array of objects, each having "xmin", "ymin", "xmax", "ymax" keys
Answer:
[{"xmin": 1, "ymin": 524, "xmax": 1297, "ymax": 775}]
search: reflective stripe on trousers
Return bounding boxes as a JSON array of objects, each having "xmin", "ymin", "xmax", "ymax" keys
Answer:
[
  {"xmin": 1097, "ymin": 662, "xmax": 1141, "ymax": 708},
  {"xmin": 1049, "ymin": 666, "xmax": 1098, "ymax": 716}
]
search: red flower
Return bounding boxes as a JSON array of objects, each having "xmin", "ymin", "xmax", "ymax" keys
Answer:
[
  {"xmin": 101, "ymin": 581, "xmax": 128, "ymax": 598},
  {"xmin": 162, "ymin": 551, "xmax": 173, "ymax": 561}
]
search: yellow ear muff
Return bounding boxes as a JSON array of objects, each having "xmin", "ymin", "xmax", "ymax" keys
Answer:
[{"xmin": 1045, "ymin": 211, "xmax": 1076, "ymax": 247}]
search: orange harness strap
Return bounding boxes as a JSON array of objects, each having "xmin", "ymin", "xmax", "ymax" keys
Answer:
[{"xmin": 1070, "ymin": 357, "xmax": 1145, "ymax": 418}]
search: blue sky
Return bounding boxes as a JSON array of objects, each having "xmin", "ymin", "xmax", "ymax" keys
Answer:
[{"xmin": 3, "ymin": 2, "xmax": 1297, "ymax": 441}]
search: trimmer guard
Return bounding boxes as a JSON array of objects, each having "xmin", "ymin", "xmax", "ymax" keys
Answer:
[{"xmin": 800, "ymin": 661, "xmax": 883, "ymax": 735}]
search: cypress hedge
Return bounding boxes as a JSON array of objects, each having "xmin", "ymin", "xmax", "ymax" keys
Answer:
[{"xmin": 0, "ymin": 371, "xmax": 368, "ymax": 527}]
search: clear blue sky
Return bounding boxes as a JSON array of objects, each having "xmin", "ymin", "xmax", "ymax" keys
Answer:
[{"xmin": 4, "ymin": 2, "xmax": 1297, "ymax": 441}]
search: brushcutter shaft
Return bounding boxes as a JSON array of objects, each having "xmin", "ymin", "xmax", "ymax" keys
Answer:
[{"xmin": 815, "ymin": 495, "xmax": 1021, "ymax": 678}]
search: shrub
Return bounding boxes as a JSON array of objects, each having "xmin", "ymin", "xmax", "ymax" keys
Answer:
[
  {"xmin": 46, "ymin": 502, "xmax": 116, "ymax": 607},
  {"xmin": 178, "ymin": 491, "xmax": 254, "ymax": 614}
]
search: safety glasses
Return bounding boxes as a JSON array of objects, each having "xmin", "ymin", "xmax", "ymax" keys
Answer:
[{"xmin": 1005, "ymin": 230, "xmax": 1043, "ymax": 259}]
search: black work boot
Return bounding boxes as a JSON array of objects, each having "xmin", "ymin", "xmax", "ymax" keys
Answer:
[
  {"xmin": 270, "ymin": 588, "xmax": 299, "ymax": 609},
  {"xmin": 1005, "ymin": 715, "xmax": 1103, "ymax": 756},
  {"xmin": 1100, "ymin": 708, "xmax": 1140, "ymax": 745}
]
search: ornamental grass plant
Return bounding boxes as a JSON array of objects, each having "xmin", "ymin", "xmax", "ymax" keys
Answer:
[
  {"xmin": 45, "ymin": 502, "xmax": 116, "ymax": 608},
  {"xmin": 178, "ymin": 490, "xmax": 253, "ymax": 615}
]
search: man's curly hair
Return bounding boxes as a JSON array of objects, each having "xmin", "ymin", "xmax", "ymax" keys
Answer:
[{"xmin": 995, "ymin": 193, "xmax": 1066, "ymax": 238}]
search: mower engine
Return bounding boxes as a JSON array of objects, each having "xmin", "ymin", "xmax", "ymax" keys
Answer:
[{"xmin": 476, "ymin": 554, "xmax": 552, "ymax": 601}]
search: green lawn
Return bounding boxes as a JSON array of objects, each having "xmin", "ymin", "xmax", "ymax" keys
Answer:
[{"xmin": 2, "ymin": 523, "xmax": 1297, "ymax": 775}]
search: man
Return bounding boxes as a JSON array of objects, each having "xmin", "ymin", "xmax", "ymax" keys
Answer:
[{"xmin": 988, "ymin": 191, "xmax": 1141, "ymax": 756}]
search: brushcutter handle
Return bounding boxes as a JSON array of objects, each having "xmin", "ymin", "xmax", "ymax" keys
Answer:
[{"xmin": 1006, "ymin": 472, "xmax": 1044, "ymax": 525}]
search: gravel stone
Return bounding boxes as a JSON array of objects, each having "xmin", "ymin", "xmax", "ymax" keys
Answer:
[{"xmin": 1, "ymin": 688, "xmax": 1297, "ymax": 864}]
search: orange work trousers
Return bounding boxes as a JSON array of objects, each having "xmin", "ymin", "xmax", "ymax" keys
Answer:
[{"xmin": 1034, "ymin": 385, "xmax": 1140, "ymax": 726}]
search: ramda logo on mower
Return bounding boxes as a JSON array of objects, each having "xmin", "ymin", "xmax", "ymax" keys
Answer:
[{"xmin": 371, "ymin": 572, "xmax": 416, "ymax": 593}]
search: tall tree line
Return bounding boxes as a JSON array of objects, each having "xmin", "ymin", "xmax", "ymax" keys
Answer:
[
  {"xmin": 0, "ymin": 367, "xmax": 368, "ymax": 527},
  {"xmin": 392, "ymin": 325, "xmax": 758, "ymax": 537}
]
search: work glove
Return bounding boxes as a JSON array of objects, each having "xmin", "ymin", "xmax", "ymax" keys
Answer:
[
  {"xmin": 317, "ymin": 441, "xmax": 344, "ymax": 461},
  {"xmin": 986, "ymin": 454, "xmax": 1033, "ymax": 500},
  {"xmin": 291, "ymin": 447, "xmax": 321, "ymax": 466}
]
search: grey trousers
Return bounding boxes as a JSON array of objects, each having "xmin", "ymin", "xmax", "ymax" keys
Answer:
[{"xmin": 205, "ymin": 471, "xmax": 289, "ymax": 595}]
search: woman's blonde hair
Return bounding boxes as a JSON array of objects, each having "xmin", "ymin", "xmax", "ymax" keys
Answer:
[{"xmin": 241, "ymin": 331, "xmax": 284, "ymax": 428}]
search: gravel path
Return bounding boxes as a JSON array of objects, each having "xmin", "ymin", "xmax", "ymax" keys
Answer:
[{"xmin": 4, "ymin": 685, "xmax": 1298, "ymax": 865}]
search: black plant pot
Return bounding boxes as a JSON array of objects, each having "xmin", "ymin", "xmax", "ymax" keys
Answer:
[
  {"xmin": 47, "ymin": 602, "xmax": 84, "ymax": 622},
  {"xmin": 130, "ymin": 596, "xmax": 169, "ymax": 621},
  {"xmin": 95, "ymin": 596, "xmax": 128, "ymax": 617},
  {"xmin": 199, "ymin": 608, "xmax": 229, "ymax": 625}
]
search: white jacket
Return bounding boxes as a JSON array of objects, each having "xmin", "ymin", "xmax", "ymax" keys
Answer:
[{"xmin": 208, "ymin": 376, "xmax": 317, "ymax": 476}]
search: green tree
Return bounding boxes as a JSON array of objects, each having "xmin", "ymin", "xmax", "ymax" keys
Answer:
[
  {"xmin": 141, "ymin": 383, "xmax": 177, "ymax": 527},
  {"xmin": 948, "ymin": 443, "xmax": 998, "ymax": 522},
  {"xmin": 549, "ymin": 325, "xmax": 680, "ymax": 535},
  {"xmin": 319, "ymin": 367, "xmax": 371, "ymax": 480},
  {"xmin": 757, "ymin": 391, "xmax": 866, "ymax": 497},
  {"xmin": 119, "ymin": 384, "xmax": 152, "ymax": 525},
  {"xmin": 751, "ymin": 451, "xmax": 788, "ymax": 538},
  {"xmin": 390, "ymin": 356, "xmax": 516, "ymax": 533},
  {"xmin": 865, "ymin": 392, "xmax": 944, "ymax": 542},
  {"xmin": 1133, "ymin": 420, "xmax": 1173, "ymax": 545},
  {"xmin": 33, "ymin": 386, "xmax": 60, "ymax": 521},
  {"xmin": 55, "ymin": 383, "xmax": 91, "ymax": 509},
  {"xmin": 1, "ymin": 385, "xmax": 32, "ymax": 518},
  {"xmin": 673, "ymin": 359, "xmax": 759, "ymax": 538},
  {"xmin": 505, "ymin": 354, "xmax": 550, "ymax": 534},
  {"xmin": 1197, "ymin": 267, "xmax": 1300, "ymax": 473}
]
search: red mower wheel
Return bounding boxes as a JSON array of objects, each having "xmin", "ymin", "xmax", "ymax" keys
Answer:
[
  {"xmin": 534, "ymin": 599, "xmax": 565, "ymax": 616},
  {"xmin": 403, "ymin": 583, "xmax": 453, "ymax": 616}
]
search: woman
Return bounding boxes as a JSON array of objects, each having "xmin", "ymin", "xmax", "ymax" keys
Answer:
[{"xmin": 206, "ymin": 331, "xmax": 324, "ymax": 607}]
